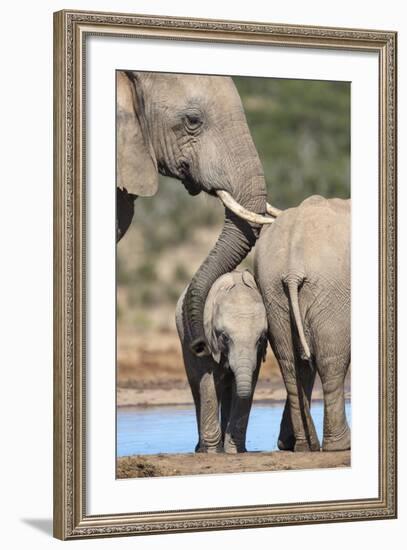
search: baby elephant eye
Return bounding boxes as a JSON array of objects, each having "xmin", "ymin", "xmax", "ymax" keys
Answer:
[{"xmin": 184, "ymin": 113, "xmax": 202, "ymax": 131}]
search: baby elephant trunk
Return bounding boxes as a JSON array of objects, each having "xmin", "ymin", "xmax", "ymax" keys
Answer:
[{"xmin": 232, "ymin": 361, "xmax": 255, "ymax": 399}]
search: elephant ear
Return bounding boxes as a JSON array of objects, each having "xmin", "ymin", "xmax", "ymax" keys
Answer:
[
  {"xmin": 203, "ymin": 288, "xmax": 221, "ymax": 364},
  {"xmin": 203, "ymin": 273, "xmax": 238, "ymax": 364},
  {"xmin": 241, "ymin": 269, "xmax": 258, "ymax": 290},
  {"xmin": 117, "ymin": 71, "xmax": 158, "ymax": 197}
]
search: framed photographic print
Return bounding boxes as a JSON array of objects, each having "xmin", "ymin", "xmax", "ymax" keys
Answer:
[{"xmin": 53, "ymin": 9, "xmax": 397, "ymax": 540}]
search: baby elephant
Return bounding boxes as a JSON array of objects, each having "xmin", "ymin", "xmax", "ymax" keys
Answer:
[{"xmin": 176, "ymin": 270, "xmax": 268, "ymax": 453}]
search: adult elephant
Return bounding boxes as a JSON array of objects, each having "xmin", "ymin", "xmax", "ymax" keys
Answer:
[
  {"xmin": 116, "ymin": 70, "xmax": 274, "ymax": 357},
  {"xmin": 255, "ymin": 196, "xmax": 351, "ymax": 452}
]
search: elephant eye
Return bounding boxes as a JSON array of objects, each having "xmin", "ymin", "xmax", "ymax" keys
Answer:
[{"xmin": 184, "ymin": 113, "xmax": 203, "ymax": 132}]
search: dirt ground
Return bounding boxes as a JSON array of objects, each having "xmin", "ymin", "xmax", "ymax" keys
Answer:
[
  {"xmin": 117, "ymin": 327, "xmax": 351, "ymax": 407},
  {"xmin": 117, "ymin": 451, "xmax": 351, "ymax": 478}
]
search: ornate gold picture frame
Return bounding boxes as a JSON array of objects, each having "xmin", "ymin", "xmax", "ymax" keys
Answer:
[{"xmin": 53, "ymin": 9, "xmax": 397, "ymax": 540}]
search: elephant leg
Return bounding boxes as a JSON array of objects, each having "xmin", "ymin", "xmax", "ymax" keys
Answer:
[
  {"xmin": 269, "ymin": 308, "xmax": 319, "ymax": 452},
  {"xmin": 278, "ymin": 362, "xmax": 319, "ymax": 451},
  {"xmin": 278, "ymin": 399, "xmax": 294, "ymax": 451},
  {"xmin": 189, "ymin": 378, "xmax": 203, "ymax": 451},
  {"xmin": 196, "ymin": 370, "xmax": 223, "ymax": 453},
  {"xmin": 277, "ymin": 356, "xmax": 320, "ymax": 452},
  {"xmin": 182, "ymin": 346, "xmax": 222, "ymax": 453},
  {"xmin": 220, "ymin": 376, "xmax": 233, "ymax": 442},
  {"xmin": 268, "ymin": 311, "xmax": 312, "ymax": 451},
  {"xmin": 318, "ymin": 354, "xmax": 350, "ymax": 451},
  {"xmin": 297, "ymin": 361, "xmax": 320, "ymax": 451},
  {"xmin": 223, "ymin": 365, "xmax": 259, "ymax": 454},
  {"xmin": 181, "ymin": 347, "xmax": 202, "ymax": 451}
]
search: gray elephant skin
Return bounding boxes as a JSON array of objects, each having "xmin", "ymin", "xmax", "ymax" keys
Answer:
[
  {"xmin": 176, "ymin": 270, "xmax": 268, "ymax": 453},
  {"xmin": 117, "ymin": 71, "xmax": 273, "ymax": 359},
  {"xmin": 255, "ymin": 195, "xmax": 351, "ymax": 452}
]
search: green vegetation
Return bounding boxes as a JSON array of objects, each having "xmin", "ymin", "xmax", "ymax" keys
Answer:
[
  {"xmin": 234, "ymin": 77, "xmax": 350, "ymax": 207},
  {"xmin": 117, "ymin": 77, "xmax": 350, "ymax": 329}
]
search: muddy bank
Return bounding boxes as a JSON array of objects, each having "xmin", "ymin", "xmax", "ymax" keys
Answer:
[
  {"xmin": 117, "ymin": 451, "xmax": 351, "ymax": 478},
  {"xmin": 117, "ymin": 380, "xmax": 292, "ymax": 407}
]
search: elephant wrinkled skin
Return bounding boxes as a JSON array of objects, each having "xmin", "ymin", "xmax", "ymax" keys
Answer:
[
  {"xmin": 176, "ymin": 271, "xmax": 268, "ymax": 453},
  {"xmin": 116, "ymin": 71, "xmax": 269, "ymax": 358},
  {"xmin": 255, "ymin": 196, "xmax": 351, "ymax": 452}
]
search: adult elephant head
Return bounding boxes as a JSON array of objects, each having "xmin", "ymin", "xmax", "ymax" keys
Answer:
[{"xmin": 117, "ymin": 70, "xmax": 274, "ymax": 357}]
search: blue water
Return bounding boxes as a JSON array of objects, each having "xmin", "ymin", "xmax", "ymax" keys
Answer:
[{"xmin": 117, "ymin": 401, "xmax": 351, "ymax": 457}]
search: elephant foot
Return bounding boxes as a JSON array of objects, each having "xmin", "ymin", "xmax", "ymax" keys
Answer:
[
  {"xmin": 279, "ymin": 434, "xmax": 320, "ymax": 452},
  {"xmin": 223, "ymin": 436, "xmax": 246, "ymax": 454},
  {"xmin": 195, "ymin": 442, "xmax": 223, "ymax": 454},
  {"xmin": 293, "ymin": 438, "xmax": 320, "ymax": 452},
  {"xmin": 224, "ymin": 445, "xmax": 246, "ymax": 454},
  {"xmin": 322, "ymin": 426, "xmax": 351, "ymax": 452},
  {"xmin": 278, "ymin": 434, "xmax": 295, "ymax": 451}
]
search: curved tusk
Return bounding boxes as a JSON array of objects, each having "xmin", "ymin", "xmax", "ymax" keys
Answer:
[
  {"xmin": 216, "ymin": 190, "xmax": 275, "ymax": 225},
  {"xmin": 266, "ymin": 203, "xmax": 283, "ymax": 217}
]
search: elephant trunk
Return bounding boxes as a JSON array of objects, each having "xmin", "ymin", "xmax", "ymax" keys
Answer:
[
  {"xmin": 232, "ymin": 363, "xmax": 254, "ymax": 399},
  {"xmin": 183, "ymin": 174, "xmax": 266, "ymax": 357}
]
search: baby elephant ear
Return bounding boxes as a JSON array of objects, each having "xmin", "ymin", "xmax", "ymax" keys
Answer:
[
  {"xmin": 211, "ymin": 341, "xmax": 221, "ymax": 364},
  {"xmin": 241, "ymin": 269, "xmax": 257, "ymax": 290},
  {"xmin": 117, "ymin": 71, "xmax": 158, "ymax": 197},
  {"xmin": 203, "ymin": 291, "xmax": 222, "ymax": 364}
]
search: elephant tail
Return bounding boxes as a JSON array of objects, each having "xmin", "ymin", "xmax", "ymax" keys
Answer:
[{"xmin": 285, "ymin": 277, "xmax": 311, "ymax": 362}]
